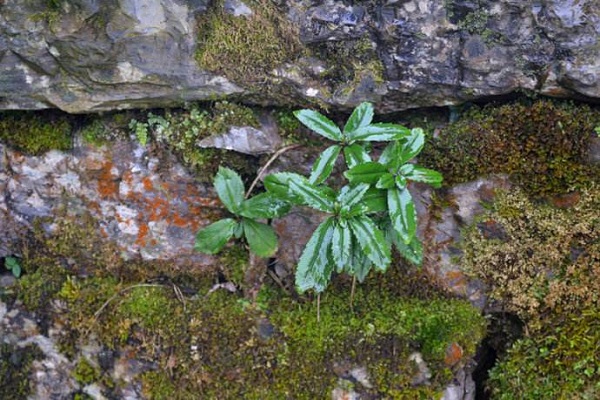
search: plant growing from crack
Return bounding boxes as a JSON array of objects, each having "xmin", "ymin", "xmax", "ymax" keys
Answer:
[{"xmin": 195, "ymin": 102, "xmax": 442, "ymax": 302}]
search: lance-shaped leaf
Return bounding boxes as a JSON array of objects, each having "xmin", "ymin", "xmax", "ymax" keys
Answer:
[
  {"xmin": 263, "ymin": 172, "xmax": 305, "ymax": 203},
  {"xmin": 345, "ymin": 162, "xmax": 387, "ymax": 184},
  {"xmin": 294, "ymin": 109, "xmax": 343, "ymax": 142},
  {"xmin": 396, "ymin": 128, "xmax": 425, "ymax": 166},
  {"xmin": 343, "ymin": 102, "xmax": 374, "ymax": 135},
  {"xmin": 343, "ymin": 143, "xmax": 371, "ymax": 169},
  {"xmin": 348, "ymin": 215, "xmax": 391, "ymax": 268},
  {"xmin": 376, "ymin": 173, "xmax": 396, "ymax": 189},
  {"xmin": 361, "ymin": 187, "xmax": 387, "ymax": 214},
  {"xmin": 379, "ymin": 141, "xmax": 401, "ymax": 171},
  {"xmin": 404, "ymin": 166, "xmax": 443, "ymax": 188},
  {"xmin": 337, "ymin": 183, "xmax": 370, "ymax": 210},
  {"xmin": 242, "ymin": 218, "xmax": 278, "ymax": 257},
  {"xmin": 296, "ymin": 218, "xmax": 335, "ymax": 293},
  {"xmin": 195, "ymin": 218, "xmax": 237, "ymax": 254},
  {"xmin": 331, "ymin": 222, "xmax": 352, "ymax": 272},
  {"xmin": 214, "ymin": 166, "xmax": 245, "ymax": 214},
  {"xmin": 288, "ymin": 176, "xmax": 334, "ymax": 213},
  {"xmin": 347, "ymin": 123, "xmax": 410, "ymax": 142},
  {"xmin": 309, "ymin": 145, "xmax": 341, "ymax": 184},
  {"xmin": 239, "ymin": 193, "xmax": 291, "ymax": 219},
  {"xmin": 384, "ymin": 222, "xmax": 423, "ymax": 266},
  {"xmin": 388, "ymin": 187, "xmax": 416, "ymax": 244},
  {"xmin": 350, "ymin": 243, "xmax": 373, "ymax": 282}
]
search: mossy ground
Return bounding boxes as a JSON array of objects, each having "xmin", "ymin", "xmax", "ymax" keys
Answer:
[
  {"xmin": 6, "ymin": 208, "xmax": 486, "ymax": 399},
  {"xmin": 195, "ymin": 0, "xmax": 304, "ymax": 95},
  {"xmin": 420, "ymin": 98, "xmax": 600, "ymax": 198},
  {"xmin": 0, "ymin": 111, "xmax": 72, "ymax": 155},
  {"xmin": 460, "ymin": 184, "xmax": 600, "ymax": 398},
  {"xmin": 126, "ymin": 101, "xmax": 262, "ymax": 182}
]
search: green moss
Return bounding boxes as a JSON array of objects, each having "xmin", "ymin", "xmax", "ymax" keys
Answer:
[
  {"xmin": 460, "ymin": 184, "xmax": 600, "ymax": 398},
  {"xmin": 420, "ymin": 99, "xmax": 600, "ymax": 198},
  {"xmin": 0, "ymin": 111, "xmax": 72, "ymax": 155},
  {"xmin": 130, "ymin": 102, "xmax": 260, "ymax": 181},
  {"xmin": 461, "ymin": 185, "xmax": 600, "ymax": 329},
  {"xmin": 0, "ymin": 343, "xmax": 44, "ymax": 399},
  {"xmin": 195, "ymin": 0, "xmax": 304, "ymax": 90},
  {"xmin": 217, "ymin": 245, "xmax": 249, "ymax": 287},
  {"xmin": 72, "ymin": 357, "xmax": 101, "ymax": 386},
  {"xmin": 311, "ymin": 35, "xmax": 385, "ymax": 98},
  {"xmin": 489, "ymin": 308, "xmax": 600, "ymax": 399}
]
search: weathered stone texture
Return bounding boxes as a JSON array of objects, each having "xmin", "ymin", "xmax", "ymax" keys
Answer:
[
  {"xmin": 0, "ymin": 137, "xmax": 219, "ymax": 265},
  {"xmin": 0, "ymin": 0, "xmax": 599, "ymax": 113}
]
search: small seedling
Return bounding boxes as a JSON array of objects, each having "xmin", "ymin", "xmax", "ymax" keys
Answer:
[{"xmin": 4, "ymin": 256, "xmax": 22, "ymax": 278}]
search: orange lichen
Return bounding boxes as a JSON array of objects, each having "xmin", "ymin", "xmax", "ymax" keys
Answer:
[
  {"xmin": 142, "ymin": 177, "xmax": 154, "ymax": 191},
  {"xmin": 97, "ymin": 161, "xmax": 119, "ymax": 199},
  {"xmin": 136, "ymin": 224, "xmax": 149, "ymax": 247}
]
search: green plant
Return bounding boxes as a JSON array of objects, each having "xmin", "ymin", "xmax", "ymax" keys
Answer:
[
  {"xmin": 4, "ymin": 256, "xmax": 21, "ymax": 278},
  {"xmin": 196, "ymin": 103, "xmax": 442, "ymax": 295},
  {"xmin": 195, "ymin": 167, "xmax": 289, "ymax": 257}
]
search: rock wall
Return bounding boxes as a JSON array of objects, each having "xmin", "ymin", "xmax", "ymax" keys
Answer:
[{"xmin": 1, "ymin": 0, "xmax": 599, "ymax": 113}]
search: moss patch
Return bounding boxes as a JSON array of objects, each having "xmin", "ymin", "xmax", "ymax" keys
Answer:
[
  {"xmin": 0, "ymin": 111, "xmax": 72, "ymax": 155},
  {"xmin": 460, "ymin": 183, "xmax": 600, "ymax": 398},
  {"xmin": 14, "ymin": 211, "xmax": 486, "ymax": 399},
  {"xmin": 420, "ymin": 99, "xmax": 600, "ymax": 198},
  {"xmin": 129, "ymin": 101, "xmax": 260, "ymax": 181},
  {"xmin": 195, "ymin": 0, "xmax": 304, "ymax": 90}
]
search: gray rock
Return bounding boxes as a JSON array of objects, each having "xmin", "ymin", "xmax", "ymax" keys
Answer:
[
  {"xmin": 198, "ymin": 125, "xmax": 282, "ymax": 155},
  {"xmin": 1, "ymin": 1, "xmax": 600, "ymax": 112},
  {"xmin": 441, "ymin": 366, "xmax": 476, "ymax": 400},
  {"xmin": 0, "ymin": 130, "xmax": 218, "ymax": 266}
]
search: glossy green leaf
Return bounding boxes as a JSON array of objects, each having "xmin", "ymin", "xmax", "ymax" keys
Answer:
[
  {"xmin": 309, "ymin": 145, "xmax": 341, "ymax": 184},
  {"xmin": 379, "ymin": 141, "xmax": 401, "ymax": 171},
  {"xmin": 384, "ymin": 222, "xmax": 423, "ymax": 266},
  {"xmin": 348, "ymin": 215, "xmax": 391, "ymax": 268},
  {"xmin": 376, "ymin": 173, "xmax": 396, "ymax": 189},
  {"xmin": 214, "ymin": 166, "xmax": 245, "ymax": 214},
  {"xmin": 347, "ymin": 123, "xmax": 410, "ymax": 142},
  {"xmin": 361, "ymin": 187, "xmax": 387, "ymax": 213},
  {"xmin": 337, "ymin": 183, "xmax": 370, "ymax": 210},
  {"xmin": 239, "ymin": 192, "xmax": 291, "ymax": 219},
  {"xmin": 404, "ymin": 166, "xmax": 443, "ymax": 188},
  {"xmin": 195, "ymin": 218, "xmax": 237, "ymax": 254},
  {"xmin": 294, "ymin": 109, "xmax": 343, "ymax": 142},
  {"xmin": 288, "ymin": 176, "xmax": 334, "ymax": 213},
  {"xmin": 295, "ymin": 218, "xmax": 335, "ymax": 293},
  {"xmin": 396, "ymin": 128, "xmax": 425, "ymax": 165},
  {"xmin": 343, "ymin": 102, "xmax": 374, "ymax": 135},
  {"xmin": 345, "ymin": 162, "xmax": 387, "ymax": 184},
  {"xmin": 263, "ymin": 172, "xmax": 305, "ymax": 203},
  {"xmin": 388, "ymin": 187, "xmax": 416, "ymax": 244},
  {"xmin": 242, "ymin": 218, "xmax": 278, "ymax": 257},
  {"xmin": 396, "ymin": 237, "xmax": 423, "ymax": 266},
  {"xmin": 343, "ymin": 143, "xmax": 371, "ymax": 169},
  {"xmin": 350, "ymin": 244, "xmax": 372, "ymax": 282},
  {"xmin": 395, "ymin": 174, "xmax": 407, "ymax": 190},
  {"xmin": 332, "ymin": 222, "xmax": 352, "ymax": 272},
  {"xmin": 233, "ymin": 222, "xmax": 244, "ymax": 239}
]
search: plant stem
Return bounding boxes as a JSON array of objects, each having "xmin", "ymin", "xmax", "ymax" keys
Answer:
[
  {"xmin": 245, "ymin": 144, "xmax": 300, "ymax": 198},
  {"xmin": 317, "ymin": 293, "xmax": 321, "ymax": 323},
  {"xmin": 350, "ymin": 276, "xmax": 356, "ymax": 309}
]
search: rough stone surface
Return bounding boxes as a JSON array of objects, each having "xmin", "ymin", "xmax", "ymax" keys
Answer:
[
  {"xmin": 1, "ymin": 0, "xmax": 600, "ymax": 113},
  {"xmin": 0, "ymin": 300, "xmax": 147, "ymax": 399},
  {"xmin": 419, "ymin": 175, "xmax": 512, "ymax": 309},
  {"xmin": 0, "ymin": 137, "xmax": 219, "ymax": 265}
]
